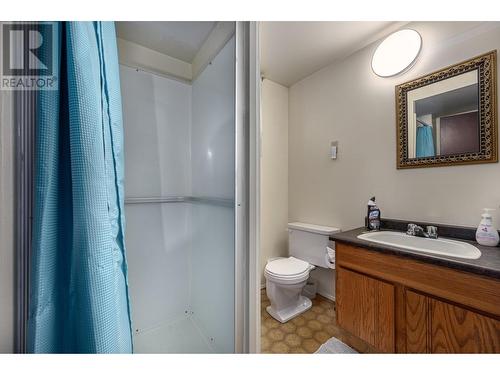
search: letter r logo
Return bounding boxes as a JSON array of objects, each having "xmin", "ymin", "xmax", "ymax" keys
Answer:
[{"xmin": 2, "ymin": 23, "xmax": 53, "ymax": 76}]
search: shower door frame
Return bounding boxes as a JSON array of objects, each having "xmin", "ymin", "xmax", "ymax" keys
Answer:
[
  {"xmin": 8, "ymin": 23, "xmax": 37, "ymax": 353},
  {"xmin": 234, "ymin": 21, "xmax": 246, "ymax": 354},
  {"xmin": 235, "ymin": 21, "xmax": 261, "ymax": 354},
  {"xmin": 0, "ymin": 63, "xmax": 17, "ymax": 354}
]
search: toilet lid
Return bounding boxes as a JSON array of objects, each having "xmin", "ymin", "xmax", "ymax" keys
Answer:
[{"xmin": 265, "ymin": 257, "xmax": 309, "ymax": 277}]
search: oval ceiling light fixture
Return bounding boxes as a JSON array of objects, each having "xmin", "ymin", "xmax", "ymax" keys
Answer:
[{"xmin": 371, "ymin": 29, "xmax": 422, "ymax": 77}]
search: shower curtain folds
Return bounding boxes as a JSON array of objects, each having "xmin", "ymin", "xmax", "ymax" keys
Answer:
[
  {"xmin": 28, "ymin": 21, "xmax": 133, "ymax": 353},
  {"xmin": 416, "ymin": 124, "xmax": 435, "ymax": 158}
]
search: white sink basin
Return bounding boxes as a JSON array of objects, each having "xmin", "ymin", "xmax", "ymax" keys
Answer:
[{"xmin": 357, "ymin": 231, "xmax": 481, "ymax": 260}]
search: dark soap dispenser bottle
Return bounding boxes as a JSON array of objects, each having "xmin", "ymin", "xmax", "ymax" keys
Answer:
[{"xmin": 366, "ymin": 196, "xmax": 381, "ymax": 231}]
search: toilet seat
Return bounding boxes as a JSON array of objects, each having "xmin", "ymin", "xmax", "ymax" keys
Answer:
[{"xmin": 265, "ymin": 257, "xmax": 311, "ymax": 284}]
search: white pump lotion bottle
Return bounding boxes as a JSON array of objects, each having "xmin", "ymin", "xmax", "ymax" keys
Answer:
[{"xmin": 476, "ymin": 208, "xmax": 500, "ymax": 247}]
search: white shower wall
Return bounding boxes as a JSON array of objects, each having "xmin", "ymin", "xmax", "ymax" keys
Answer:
[
  {"xmin": 121, "ymin": 66, "xmax": 192, "ymax": 198},
  {"xmin": 121, "ymin": 66, "xmax": 192, "ymax": 333},
  {"xmin": 190, "ymin": 36, "xmax": 235, "ymax": 353},
  {"xmin": 120, "ymin": 36, "xmax": 235, "ymax": 353}
]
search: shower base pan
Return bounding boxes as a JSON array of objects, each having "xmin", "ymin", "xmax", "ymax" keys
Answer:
[{"xmin": 133, "ymin": 315, "xmax": 215, "ymax": 353}]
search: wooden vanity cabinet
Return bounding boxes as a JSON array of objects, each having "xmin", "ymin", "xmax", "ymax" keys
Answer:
[{"xmin": 335, "ymin": 243, "xmax": 500, "ymax": 353}]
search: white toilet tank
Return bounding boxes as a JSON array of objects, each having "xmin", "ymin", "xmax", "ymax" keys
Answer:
[{"xmin": 288, "ymin": 222, "xmax": 340, "ymax": 268}]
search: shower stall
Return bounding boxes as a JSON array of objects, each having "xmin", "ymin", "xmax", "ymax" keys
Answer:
[
  {"xmin": 10, "ymin": 21, "xmax": 256, "ymax": 354},
  {"xmin": 119, "ymin": 23, "xmax": 246, "ymax": 353}
]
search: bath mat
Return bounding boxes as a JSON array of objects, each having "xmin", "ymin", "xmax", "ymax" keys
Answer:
[{"xmin": 315, "ymin": 337, "xmax": 358, "ymax": 354}]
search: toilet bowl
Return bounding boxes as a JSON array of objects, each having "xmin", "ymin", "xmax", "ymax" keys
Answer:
[
  {"xmin": 265, "ymin": 222, "xmax": 341, "ymax": 323},
  {"xmin": 264, "ymin": 257, "xmax": 315, "ymax": 323}
]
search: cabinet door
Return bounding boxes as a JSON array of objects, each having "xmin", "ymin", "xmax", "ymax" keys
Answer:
[
  {"xmin": 404, "ymin": 290, "xmax": 500, "ymax": 353},
  {"xmin": 430, "ymin": 298, "xmax": 500, "ymax": 353},
  {"xmin": 405, "ymin": 290, "xmax": 430, "ymax": 353},
  {"xmin": 337, "ymin": 266, "xmax": 395, "ymax": 352}
]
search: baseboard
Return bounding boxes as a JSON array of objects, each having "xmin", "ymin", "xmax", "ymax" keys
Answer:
[
  {"xmin": 260, "ymin": 285, "xmax": 335, "ymax": 302},
  {"xmin": 317, "ymin": 291, "xmax": 335, "ymax": 302}
]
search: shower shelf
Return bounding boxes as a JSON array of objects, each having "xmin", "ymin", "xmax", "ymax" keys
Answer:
[{"xmin": 125, "ymin": 196, "xmax": 234, "ymax": 207}]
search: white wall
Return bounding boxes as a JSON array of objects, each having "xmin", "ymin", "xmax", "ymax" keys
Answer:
[
  {"xmin": 191, "ymin": 39, "xmax": 235, "ymax": 200},
  {"xmin": 121, "ymin": 65, "xmax": 192, "ymax": 198},
  {"xmin": 289, "ymin": 22, "xmax": 500, "ymax": 232},
  {"xmin": 191, "ymin": 22, "xmax": 235, "ymax": 79},
  {"xmin": 260, "ymin": 79, "xmax": 289, "ymax": 285},
  {"xmin": 120, "ymin": 65, "xmax": 192, "ymax": 333},
  {"xmin": 117, "ymin": 38, "xmax": 192, "ymax": 81},
  {"xmin": 117, "ymin": 22, "xmax": 235, "ymax": 83},
  {"xmin": 120, "ymin": 34, "xmax": 236, "ymax": 353},
  {"xmin": 190, "ymin": 36, "xmax": 235, "ymax": 353}
]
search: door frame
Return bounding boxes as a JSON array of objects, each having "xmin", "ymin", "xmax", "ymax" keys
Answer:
[
  {"xmin": 234, "ymin": 21, "xmax": 261, "ymax": 354},
  {"xmin": 0, "ymin": 57, "xmax": 16, "ymax": 353},
  {"xmin": 5, "ymin": 22, "xmax": 37, "ymax": 353}
]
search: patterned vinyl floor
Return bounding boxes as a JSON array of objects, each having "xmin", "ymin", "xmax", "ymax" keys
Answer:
[{"xmin": 260, "ymin": 288, "xmax": 374, "ymax": 354}]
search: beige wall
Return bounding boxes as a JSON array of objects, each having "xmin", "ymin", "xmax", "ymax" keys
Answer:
[
  {"xmin": 260, "ymin": 79, "xmax": 289, "ymax": 285},
  {"xmin": 289, "ymin": 22, "xmax": 500, "ymax": 231}
]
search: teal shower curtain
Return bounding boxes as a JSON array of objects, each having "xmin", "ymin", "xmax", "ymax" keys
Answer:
[
  {"xmin": 28, "ymin": 22, "xmax": 133, "ymax": 353},
  {"xmin": 416, "ymin": 124, "xmax": 435, "ymax": 158}
]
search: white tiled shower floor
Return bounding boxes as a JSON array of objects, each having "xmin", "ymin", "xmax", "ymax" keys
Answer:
[{"xmin": 133, "ymin": 315, "xmax": 215, "ymax": 353}]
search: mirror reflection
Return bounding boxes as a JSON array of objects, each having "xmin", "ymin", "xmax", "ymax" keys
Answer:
[{"xmin": 407, "ymin": 70, "xmax": 479, "ymax": 159}]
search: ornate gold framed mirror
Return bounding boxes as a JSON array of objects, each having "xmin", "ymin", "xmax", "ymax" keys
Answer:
[{"xmin": 396, "ymin": 50, "xmax": 497, "ymax": 169}]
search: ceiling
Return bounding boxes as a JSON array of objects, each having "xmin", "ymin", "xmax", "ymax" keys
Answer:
[
  {"xmin": 416, "ymin": 84, "xmax": 478, "ymax": 117},
  {"xmin": 115, "ymin": 21, "xmax": 216, "ymax": 63},
  {"xmin": 260, "ymin": 21, "xmax": 407, "ymax": 87}
]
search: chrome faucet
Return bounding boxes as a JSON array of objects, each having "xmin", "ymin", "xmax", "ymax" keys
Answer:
[{"xmin": 407, "ymin": 223, "xmax": 438, "ymax": 239}]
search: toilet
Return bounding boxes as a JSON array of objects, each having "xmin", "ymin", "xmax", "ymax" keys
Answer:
[{"xmin": 265, "ymin": 222, "xmax": 340, "ymax": 323}]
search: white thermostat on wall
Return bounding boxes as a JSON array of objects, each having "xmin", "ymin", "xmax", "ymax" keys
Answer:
[{"xmin": 330, "ymin": 141, "xmax": 338, "ymax": 160}]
